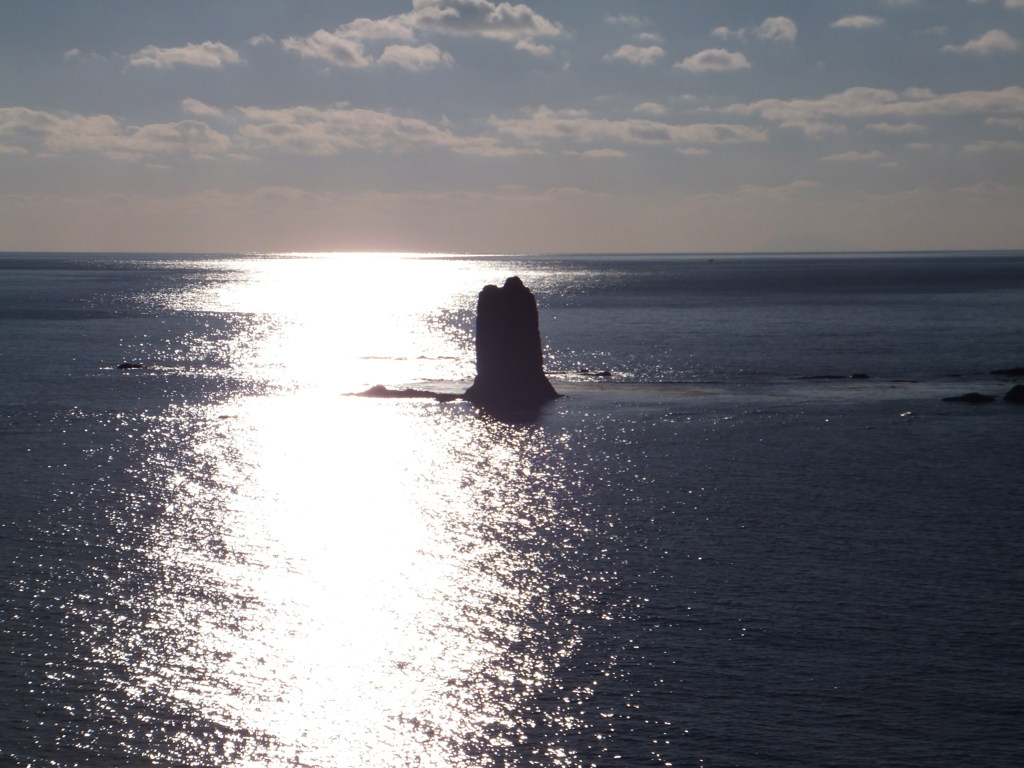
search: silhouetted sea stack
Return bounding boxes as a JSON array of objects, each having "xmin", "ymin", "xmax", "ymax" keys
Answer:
[{"xmin": 463, "ymin": 276, "xmax": 559, "ymax": 416}]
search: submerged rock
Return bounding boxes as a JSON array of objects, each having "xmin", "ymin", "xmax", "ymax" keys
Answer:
[
  {"xmin": 1004, "ymin": 384, "xmax": 1024, "ymax": 403},
  {"xmin": 942, "ymin": 392, "xmax": 996, "ymax": 404},
  {"xmin": 463, "ymin": 276, "xmax": 559, "ymax": 416},
  {"xmin": 355, "ymin": 384, "xmax": 459, "ymax": 402},
  {"xmin": 117, "ymin": 362, "xmax": 145, "ymax": 370}
]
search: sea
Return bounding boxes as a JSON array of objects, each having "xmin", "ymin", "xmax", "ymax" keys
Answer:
[{"xmin": 1, "ymin": 250, "xmax": 1022, "ymax": 768}]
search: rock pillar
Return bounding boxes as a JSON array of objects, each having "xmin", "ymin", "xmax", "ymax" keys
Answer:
[{"xmin": 463, "ymin": 276, "xmax": 559, "ymax": 415}]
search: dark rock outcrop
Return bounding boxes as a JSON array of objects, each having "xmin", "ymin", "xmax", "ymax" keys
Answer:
[
  {"xmin": 942, "ymin": 392, "xmax": 996, "ymax": 404},
  {"xmin": 1004, "ymin": 384, "xmax": 1024, "ymax": 403},
  {"xmin": 355, "ymin": 384, "xmax": 459, "ymax": 402},
  {"xmin": 463, "ymin": 276, "xmax": 559, "ymax": 416},
  {"xmin": 117, "ymin": 362, "xmax": 145, "ymax": 370},
  {"xmin": 992, "ymin": 367, "xmax": 1024, "ymax": 377}
]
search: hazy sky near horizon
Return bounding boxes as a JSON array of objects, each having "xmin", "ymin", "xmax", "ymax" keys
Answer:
[{"xmin": 1, "ymin": 0, "xmax": 1022, "ymax": 253}]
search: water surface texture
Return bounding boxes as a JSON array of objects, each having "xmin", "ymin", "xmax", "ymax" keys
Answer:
[{"xmin": 2, "ymin": 252, "xmax": 1022, "ymax": 767}]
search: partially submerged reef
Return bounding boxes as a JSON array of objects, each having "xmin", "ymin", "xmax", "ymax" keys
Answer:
[{"xmin": 352, "ymin": 275, "xmax": 1024, "ymax": 415}]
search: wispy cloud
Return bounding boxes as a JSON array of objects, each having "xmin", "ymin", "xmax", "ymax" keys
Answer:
[
  {"xmin": 127, "ymin": 41, "xmax": 242, "ymax": 69},
  {"xmin": 822, "ymin": 150, "xmax": 885, "ymax": 162},
  {"xmin": 942, "ymin": 29, "xmax": 1019, "ymax": 54},
  {"xmin": 0, "ymin": 106, "xmax": 231, "ymax": 160},
  {"xmin": 723, "ymin": 85, "xmax": 1024, "ymax": 135},
  {"xmin": 711, "ymin": 17, "xmax": 797, "ymax": 43},
  {"xmin": 488, "ymin": 106, "xmax": 766, "ymax": 146}
]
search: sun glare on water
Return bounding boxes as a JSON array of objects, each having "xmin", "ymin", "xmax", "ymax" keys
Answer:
[{"xmin": 89, "ymin": 253, "xmax": 608, "ymax": 767}]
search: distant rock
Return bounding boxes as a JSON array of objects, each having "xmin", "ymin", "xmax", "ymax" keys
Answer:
[
  {"xmin": 117, "ymin": 362, "xmax": 145, "ymax": 370},
  {"xmin": 991, "ymin": 367, "xmax": 1024, "ymax": 377},
  {"xmin": 1004, "ymin": 385, "xmax": 1024, "ymax": 403},
  {"xmin": 942, "ymin": 392, "xmax": 996, "ymax": 404},
  {"xmin": 462, "ymin": 276, "xmax": 559, "ymax": 417},
  {"xmin": 794, "ymin": 373, "xmax": 871, "ymax": 380},
  {"xmin": 355, "ymin": 384, "xmax": 459, "ymax": 402}
]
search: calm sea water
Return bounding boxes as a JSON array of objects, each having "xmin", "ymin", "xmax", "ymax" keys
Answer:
[{"xmin": 1, "ymin": 251, "xmax": 1022, "ymax": 767}]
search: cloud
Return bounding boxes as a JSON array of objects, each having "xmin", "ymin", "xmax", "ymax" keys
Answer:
[
  {"xmin": 282, "ymin": 30, "xmax": 372, "ymax": 67},
  {"xmin": 675, "ymin": 49, "xmax": 750, "ymax": 73},
  {"xmin": 281, "ymin": 1, "xmax": 564, "ymax": 67},
  {"xmin": 181, "ymin": 98, "xmax": 224, "ymax": 117},
  {"xmin": 633, "ymin": 102, "xmax": 666, "ymax": 116},
  {"xmin": 604, "ymin": 14, "xmax": 646, "ymax": 27},
  {"xmin": 866, "ymin": 121, "xmax": 928, "ymax": 134},
  {"xmin": 756, "ymin": 17, "xmax": 798, "ymax": 42},
  {"xmin": 408, "ymin": 0, "xmax": 564, "ymax": 42},
  {"xmin": 235, "ymin": 103, "xmax": 526, "ymax": 157},
  {"xmin": 822, "ymin": 150, "xmax": 885, "ymax": 162},
  {"xmin": 963, "ymin": 139, "xmax": 1024, "ymax": 152},
  {"xmin": 487, "ymin": 106, "xmax": 766, "ymax": 147},
  {"xmin": 604, "ymin": 45, "xmax": 665, "ymax": 66},
  {"xmin": 248, "ymin": 34, "xmax": 274, "ymax": 46},
  {"xmin": 571, "ymin": 148, "xmax": 628, "ymax": 158},
  {"xmin": 378, "ymin": 43, "xmax": 454, "ymax": 70},
  {"xmin": 723, "ymin": 85, "xmax": 1024, "ymax": 135},
  {"xmin": 127, "ymin": 41, "xmax": 242, "ymax": 69},
  {"xmin": 712, "ymin": 17, "xmax": 796, "ymax": 43},
  {"xmin": 711, "ymin": 27, "xmax": 744, "ymax": 41},
  {"xmin": 0, "ymin": 106, "xmax": 231, "ymax": 160},
  {"xmin": 514, "ymin": 39, "xmax": 553, "ymax": 56},
  {"xmin": 942, "ymin": 29, "xmax": 1019, "ymax": 54},
  {"xmin": 831, "ymin": 16, "xmax": 885, "ymax": 30}
]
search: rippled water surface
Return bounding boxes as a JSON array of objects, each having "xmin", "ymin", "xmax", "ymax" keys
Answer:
[{"xmin": 2, "ymin": 252, "xmax": 1022, "ymax": 767}]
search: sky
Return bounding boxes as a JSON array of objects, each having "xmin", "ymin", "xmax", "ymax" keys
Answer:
[{"xmin": 1, "ymin": 0, "xmax": 1022, "ymax": 254}]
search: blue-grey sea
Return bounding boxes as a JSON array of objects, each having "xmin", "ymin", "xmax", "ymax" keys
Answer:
[{"xmin": 1, "ymin": 251, "xmax": 1022, "ymax": 767}]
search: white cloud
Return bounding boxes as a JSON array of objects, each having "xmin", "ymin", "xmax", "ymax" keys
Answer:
[
  {"xmin": 0, "ymin": 106, "xmax": 231, "ymax": 160},
  {"xmin": 378, "ymin": 43, "xmax": 453, "ymax": 70},
  {"xmin": 866, "ymin": 121, "xmax": 928, "ymax": 134},
  {"xmin": 633, "ymin": 102, "xmax": 666, "ymax": 116},
  {"xmin": 281, "ymin": 1, "xmax": 564, "ymax": 67},
  {"xmin": 677, "ymin": 147, "xmax": 711, "ymax": 156},
  {"xmin": 248, "ymin": 34, "xmax": 274, "ymax": 46},
  {"xmin": 675, "ymin": 49, "xmax": 751, "ymax": 73},
  {"xmin": 282, "ymin": 30, "xmax": 372, "ymax": 67},
  {"xmin": 572, "ymin": 148, "xmax": 628, "ymax": 158},
  {"xmin": 236, "ymin": 103, "xmax": 516, "ymax": 156},
  {"xmin": 756, "ymin": 17, "xmax": 798, "ymax": 42},
  {"xmin": 605, "ymin": 15, "xmax": 646, "ymax": 27},
  {"xmin": 514, "ymin": 39, "xmax": 553, "ymax": 56},
  {"xmin": 943, "ymin": 29, "xmax": 1019, "ymax": 54},
  {"xmin": 64, "ymin": 48, "xmax": 80, "ymax": 61},
  {"xmin": 127, "ymin": 41, "xmax": 242, "ymax": 69},
  {"xmin": 488, "ymin": 106, "xmax": 766, "ymax": 147},
  {"xmin": 711, "ymin": 27, "xmax": 745, "ymax": 41},
  {"xmin": 713, "ymin": 17, "xmax": 796, "ymax": 43},
  {"xmin": 604, "ymin": 45, "xmax": 665, "ymax": 66},
  {"xmin": 409, "ymin": 0, "xmax": 564, "ymax": 43},
  {"xmin": 831, "ymin": 16, "xmax": 885, "ymax": 30},
  {"xmin": 723, "ymin": 86, "xmax": 1024, "ymax": 135},
  {"xmin": 985, "ymin": 116, "xmax": 1024, "ymax": 130},
  {"xmin": 181, "ymin": 98, "xmax": 224, "ymax": 117},
  {"xmin": 822, "ymin": 150, "xmax": 885, "ymax": 162},
  {"xmin": 963, "ymin": 139, "xmax": 1024, "ymax": 152}
]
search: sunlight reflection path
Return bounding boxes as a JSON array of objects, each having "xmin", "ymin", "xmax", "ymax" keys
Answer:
[{"xmin": 93, "ymin": 254, "xmax": 624, "ymax": 767}]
